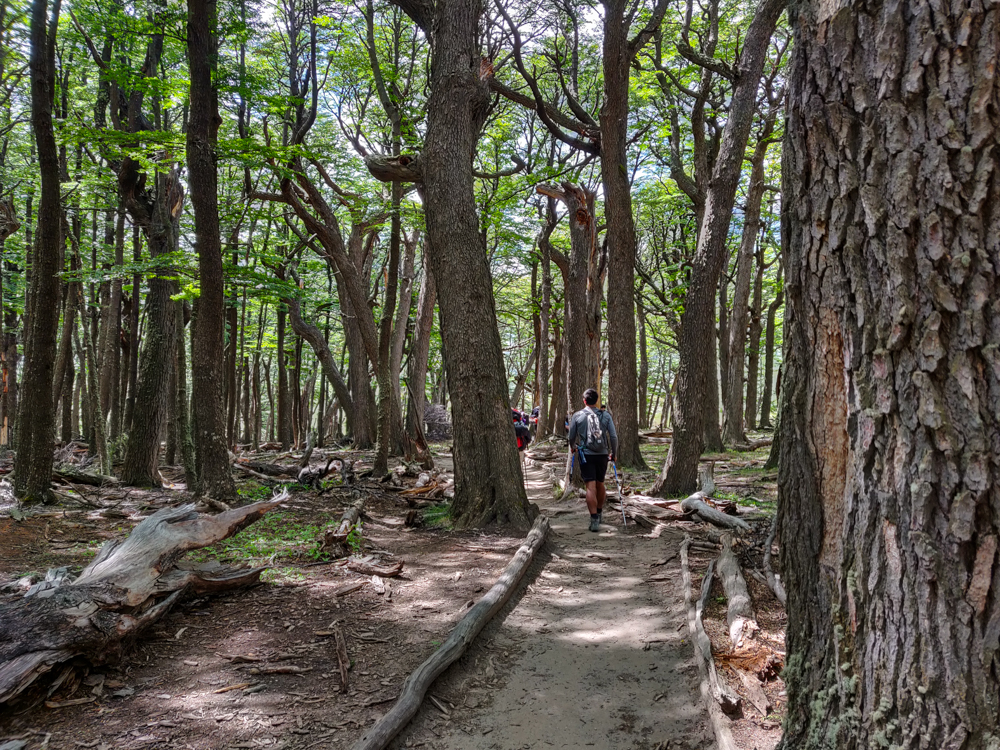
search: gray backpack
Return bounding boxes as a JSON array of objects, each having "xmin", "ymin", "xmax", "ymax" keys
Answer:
[{"xmin": 582, "ymin": 407, "xmax": 608, "ymax": 453}]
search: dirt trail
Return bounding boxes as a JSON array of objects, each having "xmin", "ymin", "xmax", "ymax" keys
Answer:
[{"xmin": 396, "ymin": 462, "xmax": 714, "ymax": 750}]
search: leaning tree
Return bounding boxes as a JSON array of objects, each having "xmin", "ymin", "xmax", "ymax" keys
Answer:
[{"xmin": 778, "ymin": 0, "xmax": 1000, "ymax": 746}]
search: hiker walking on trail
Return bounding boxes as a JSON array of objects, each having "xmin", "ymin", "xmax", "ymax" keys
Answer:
[{"xmin": 567, "ymin": 388, "xmax": 619, "ymax": 532}]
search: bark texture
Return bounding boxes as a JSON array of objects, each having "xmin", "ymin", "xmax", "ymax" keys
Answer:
[
  {"xmin": 778, "ymin": 1, "xmax": 1000, "ymax": 747},
  {"xmin": 411, "ymin": 0, "xmax": 534, "ymax": 529},
  {"xmin": 186, "ymin": 0, "xmax": 237, "ymax": 501},
  {"xmin": 14, "ymin": 0, "xmax": 61, "ymax": 504}
]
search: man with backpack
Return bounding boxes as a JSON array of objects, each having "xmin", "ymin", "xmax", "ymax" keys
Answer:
[{"xmin": 567, "ymin": 388, "xmax": 619, "ymax": 532}]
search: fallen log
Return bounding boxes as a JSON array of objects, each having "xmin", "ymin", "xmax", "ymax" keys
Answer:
[
  {"xmin": 351, "ymin": 514, "xmax": 550, "ymax": 750},
  {"xmin": 680, "ymin": 493, "xmax": 750, "ymax": 532},
  {"xmin": 717, "ymin": 534, "xmax": 758, "ymax": 648},
  {"xmin": 52, "ymin": 468, "xmax": 119, "ymax": 487},
  {"xmin": 680, "ymin": 536, "xmax": 740, "ymax": 749},
  {"xmin": 0, "ymin": 493, "xmax": 286, "ymax": 705},
  {"xmin": 233, "ymin": 463, "xmax": 294, "ymax": 486},
  {"xmin": 345, "ymin": 559, "xmax": 403, "ymax": 578}
]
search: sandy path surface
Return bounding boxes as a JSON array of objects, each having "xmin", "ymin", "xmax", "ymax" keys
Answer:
[{"xmin": 395, "ymin": 462, "xmax": 714, "ymax": 750}]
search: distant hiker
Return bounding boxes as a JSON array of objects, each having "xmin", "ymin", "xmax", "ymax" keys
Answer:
[
  {"xmin": 514, "ymin": 421, "xmax": 532, "ymax": 472},
  {"xmin": 567, "ymin": 388, "xmax": 619, "ymax": 532}
]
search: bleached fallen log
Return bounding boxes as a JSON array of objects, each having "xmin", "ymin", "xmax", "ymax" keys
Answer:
[
  {"xmin": 680, "ymin": 493, "xmax": 750, "ymax": 532},
  {"xmin": 351, "ymin": 515, "xmax": 550, "ymax": 750},
  {"xmin": 0, "ymin": 493, "xmax": 286, "ymax": 705},
  {"xmin": 717, "ymin": 533, "xmax": 757, "ymax": 648},
  {"xmin": 680, "ymin": 537, "xmax": 740, "ymax": 748}
]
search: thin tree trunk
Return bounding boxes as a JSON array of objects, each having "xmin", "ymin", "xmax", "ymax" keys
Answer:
[
  {"xmin": 744, "ymin": 243, "xmax": 765, "ymax": 431},
  {"xmin": 637, "ymin": 299, "xmax": 648, "ymax": 429},
  {"xmin": 374, "ymin": 180, "xmax": 403, "ymax": 475},
  {"xmin": 759, "ymin": 267, "xmax": 782, "ymax": 429},
  {"xmin": 723, "ymin": 125, "xmax": 774, "ymax": 445},
  {"xmin": 405, "ymin": 256, "xmax": 435, "ymax": 439},
  {"xmin": 276, "ymin": 306, "xmax": 291, "ymax": 449}
]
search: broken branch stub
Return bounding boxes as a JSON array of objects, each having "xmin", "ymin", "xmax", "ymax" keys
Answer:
[
  {"xmin": 0, "ymin": 493, "xmax": 286, "ymax": 705},
  {"xmin": 680, "ymin": 493, "xmax": 750, "ymax": 532}
]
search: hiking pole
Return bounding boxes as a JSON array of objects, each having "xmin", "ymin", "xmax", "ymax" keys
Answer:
[{"xmin": 611, "ymin": 461, "xmax": 626, "ymax": 528}]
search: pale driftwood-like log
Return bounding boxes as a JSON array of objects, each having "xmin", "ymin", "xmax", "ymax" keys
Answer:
[
  {"xmin": 0, "ymin": 494, "xmax": 285, "ymax": 704},
  {"xmin": 717, "ymin": 534, "xmax": 758, "ymax": 648},
  {"xmin": 351, "ymin": 515, "xmax": 550, "ymax": 750},
  {"xmin": 345, "ymin": 559, "xmax": 403, "ymax": 578},
  {"xmin": 762, "ymin": 512, "xmax": 786, "ymax": 606},
  {"xmin": 680, "ymin": 537, "xmax": 740, "ymax": 750},
  {"xmin": 680, "ymin": 493, "xmax": 750, "ymax": 532}
]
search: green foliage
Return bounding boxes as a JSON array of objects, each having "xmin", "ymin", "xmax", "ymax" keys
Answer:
[
  {"xmin": 196, "ymin": 512, "xmax": 330, "ymax": 564},
  {"xmin": 345, "ymin": 521, "xmax": 364, "ymax": 556},
  {"xmin": 422, "ymin": 502, "xmax": 451, "ymax": 529}
]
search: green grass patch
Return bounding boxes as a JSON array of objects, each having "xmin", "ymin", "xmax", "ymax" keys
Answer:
[
  {"xmin": 422, "ymin": 502, "xmax": 452, "ymax": 529},
  {"xmin": 191, "ymin": 512, "xmax": 332, "ymax": 565}
]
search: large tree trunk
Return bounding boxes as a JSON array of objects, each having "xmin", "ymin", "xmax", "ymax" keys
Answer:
[
  {"xmin": 408, "ymin": 0, "xmax": 534, "ymax": 529},
  {"xmin": 601, "ymin": 0, "xmax": 647, "ymax": 469},
  {"xmin": 722, "ymin": 127, "xmax": 774, "ymax": 445},
  {"xmin": 652, "ymin": 0, "xmax": 784, "ymax": 496},
  {"xmin": 186, "ymin": 0, "xmax": 236, "ymax": 501},
  {"xmin": 778, "ymin": 1, "xmax": 1000, "ymax": 746},
  {"xmin": 14, "ymin": 0, "xmax": 61, "ymax": 504},
  {"xmin": 119, "ymin": 182, "xmax": 179, "ymax": 487}
]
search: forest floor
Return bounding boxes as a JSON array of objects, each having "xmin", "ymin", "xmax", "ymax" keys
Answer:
[{"xmin": 0, "ymin": 438, "xmax": 782, "ymax": 750}]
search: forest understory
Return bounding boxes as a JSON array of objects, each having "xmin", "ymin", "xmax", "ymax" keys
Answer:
[{"xmin": 0, "ymin": 437, "xmax": 782, "ymax": 750}]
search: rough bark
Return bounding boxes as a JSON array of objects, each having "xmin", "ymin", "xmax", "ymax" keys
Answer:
[
  {"xmin": 14, "ymin": 0, "xmax": 61, "ymax": 504},
  {"xmin": 652, "ymin": 0, "xmax": 784, "ymax": 496},
  {"xmin": 390, "ymin": 0, "xmax": 534, "ymax": 529},
  {"xmin": 778, "ymin": 1, "xmax": 1000, "ymax": 746},
  {"xmin": 186, "ymin": 0, "xmax": 237, "ymax": 501},
  {"xmin": 601, "ymin": 0, "xmax": 651, "ymax": 470}
]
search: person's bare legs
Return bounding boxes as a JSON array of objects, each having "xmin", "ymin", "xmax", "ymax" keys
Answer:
[
  {"xmin": 586, "ymin": 481, "xmax": 598, "ymax": 514},
  {"xmin": 596, "ymin": 481, "xmax": 606, "ymax": 512}
]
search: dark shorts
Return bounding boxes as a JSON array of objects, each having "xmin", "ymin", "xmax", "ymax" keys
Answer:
[{"xmin": 579, "ymin": 452, "xmax": 609, "ymax": 483}]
